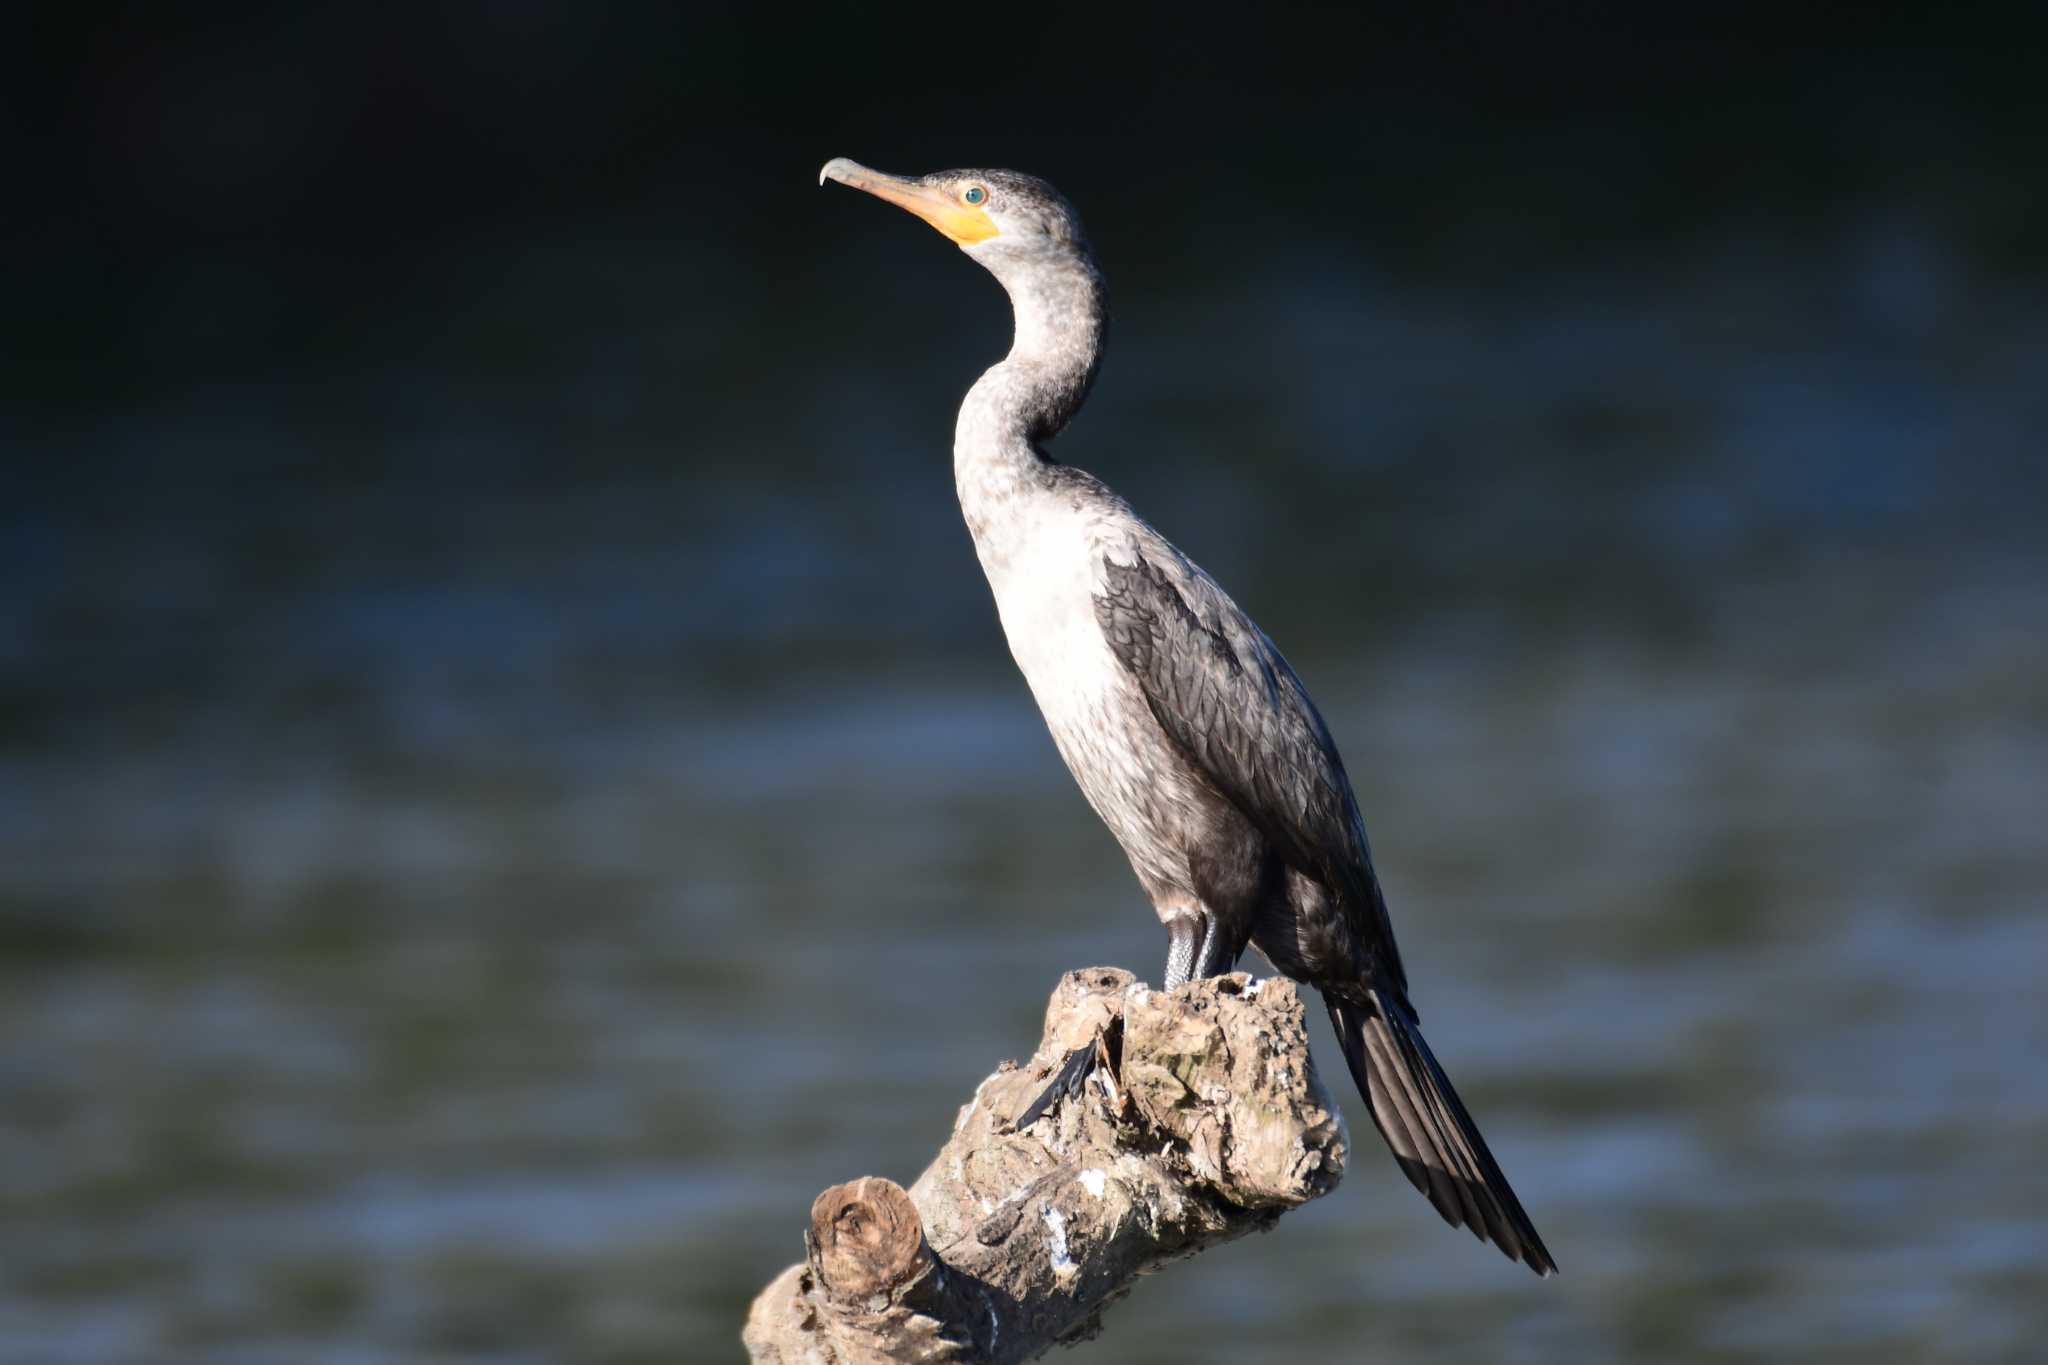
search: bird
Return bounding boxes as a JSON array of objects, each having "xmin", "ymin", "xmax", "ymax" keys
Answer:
[{"xmin": 819, "ymin": 157, "xmax": 1556, "ymax": 1277}]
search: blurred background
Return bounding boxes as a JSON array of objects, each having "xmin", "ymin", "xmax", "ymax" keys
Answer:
[{"xmin": 4, "ymin": 4, "xmax": 2045, "ymax": 1361}]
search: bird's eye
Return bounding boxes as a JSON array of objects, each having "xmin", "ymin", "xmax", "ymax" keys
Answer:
[{"xmin": 962, "ymin": 185, "xmax": 988, "ymax": 206}]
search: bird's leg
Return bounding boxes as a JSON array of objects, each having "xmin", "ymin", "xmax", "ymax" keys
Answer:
[
  {"xmin": 1192, "ymin": 913, "xmax": 1239, "ymax": 980},
  {"xmin": 1165, "ymin": 910, "xmax": 1237, "ymax": 988},
  {"xmin": 1162, "ymin": 911, "xmax": 1205, "ymax": 991}
]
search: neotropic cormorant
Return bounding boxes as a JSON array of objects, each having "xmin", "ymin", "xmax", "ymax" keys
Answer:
[{"xmin": 820, "ymin": 157, "xmax": 1555, "ymax": 1276}]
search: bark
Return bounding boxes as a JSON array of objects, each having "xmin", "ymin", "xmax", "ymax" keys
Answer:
[{"xmin": 743, "ymin": 967, "xmax": 1349, "ymax": 1364}]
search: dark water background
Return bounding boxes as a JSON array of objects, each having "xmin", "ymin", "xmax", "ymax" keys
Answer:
[{"xmin": 5, "ymin": 9, "xmax": 2046, "ymax": 1362}]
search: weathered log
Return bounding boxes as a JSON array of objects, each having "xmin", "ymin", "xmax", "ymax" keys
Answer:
[{"xmin": 743, "ymin": 967, "xmax": 1349, "ymax": 1363}]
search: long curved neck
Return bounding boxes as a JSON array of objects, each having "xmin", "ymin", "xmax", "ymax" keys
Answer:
[{"xmin": 954, "ymin": 245, "xmax": 1106, "ymax": 543}]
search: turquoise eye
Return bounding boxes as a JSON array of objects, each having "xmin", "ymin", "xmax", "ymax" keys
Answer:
[{"xmin": 963, "ymin": 185, "xmax": 987, "ymax": 206}]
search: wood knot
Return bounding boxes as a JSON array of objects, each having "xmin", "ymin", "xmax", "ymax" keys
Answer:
[{"xmin": 806, "ymin": 1176, "xmax": 930, "ymax": 1303}]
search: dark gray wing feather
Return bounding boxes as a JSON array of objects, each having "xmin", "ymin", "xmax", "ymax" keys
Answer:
[
  {"xmin": 1096, "ymin": 538, "xmax": 1556, "ymax": 1275},
  {"xmin": 1094, "ymin": 543, "xmax": 1404, "ymax": 988}
]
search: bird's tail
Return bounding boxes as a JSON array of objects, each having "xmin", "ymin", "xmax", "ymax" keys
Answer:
[{"xmin": 1328, "ymin": 990, "xmax": 1556, "ymax": 1275}]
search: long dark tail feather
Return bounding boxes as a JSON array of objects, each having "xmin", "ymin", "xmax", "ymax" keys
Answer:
[{"xmin": 1328, "ymin": 991, "xmax": 1557, "ymax": 1276}]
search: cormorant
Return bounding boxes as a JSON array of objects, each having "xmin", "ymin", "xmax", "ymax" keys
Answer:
[{"xmin": 819, "ymin": 157, "xmax": 1556, "ymax": 1276}]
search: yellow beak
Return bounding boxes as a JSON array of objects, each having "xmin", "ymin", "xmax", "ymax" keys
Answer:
[{"xmin": 819, "ymin": 158, "xmax": 1000, "ymax": 246}]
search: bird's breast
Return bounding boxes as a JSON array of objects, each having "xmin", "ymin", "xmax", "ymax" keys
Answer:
[
  {"xmin": 977, "ymin": 503, "xmax": 1115, "ymax": 715},
  {"xmin": 971, "ymin": 502, "xmax": 1211, "ymax": 904}
]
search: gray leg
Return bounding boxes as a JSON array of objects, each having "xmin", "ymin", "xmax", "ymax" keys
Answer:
[
  {"xmin": 1163, "ymin": 912, "xmax": 1205, "ymax": 990},
  {"xmin": 1192, "ymin": 915, "xmax": 1239, "ymax": 979}
]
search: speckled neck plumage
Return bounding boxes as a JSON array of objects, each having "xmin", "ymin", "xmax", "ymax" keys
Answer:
[{"xmin": 953, "ymin": 242, "xmax": 1107, "ymax": 548}]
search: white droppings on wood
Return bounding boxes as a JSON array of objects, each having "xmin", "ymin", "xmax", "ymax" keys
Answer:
[
  {"xmin": 1079, "ymin": 1168, "xmax": 1106, "ymax": 1198},
  {"xmin": 1042, "ymin": 1205, "xmax": 1077, "ymax": 1278},
  {"xmin": 1093, "ymin": 1065, "xmax": 1122, "ymax": 1105},
  {"xmin": 962, "ymin": 1072, "xmax": 999, "ymax": 1130}
]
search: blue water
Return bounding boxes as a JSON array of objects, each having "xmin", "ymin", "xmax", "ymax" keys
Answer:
[{"xmin": 3, "ymin": 216, "xmax": 2044, "ymax": 1361}]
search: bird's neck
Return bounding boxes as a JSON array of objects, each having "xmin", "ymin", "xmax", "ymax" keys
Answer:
[{"xmin": 953, "ymin": 248, "xmax": 1106, "ymax": 541}]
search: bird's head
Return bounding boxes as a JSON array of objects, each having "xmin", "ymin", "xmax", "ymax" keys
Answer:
[
  {"xmin": 820, "ymin": 156, "xmax": 1106, "ymax": 432},
  {"xmin": 818, "ymin": 158, "xmax": 1091, "ymax": 268}
]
